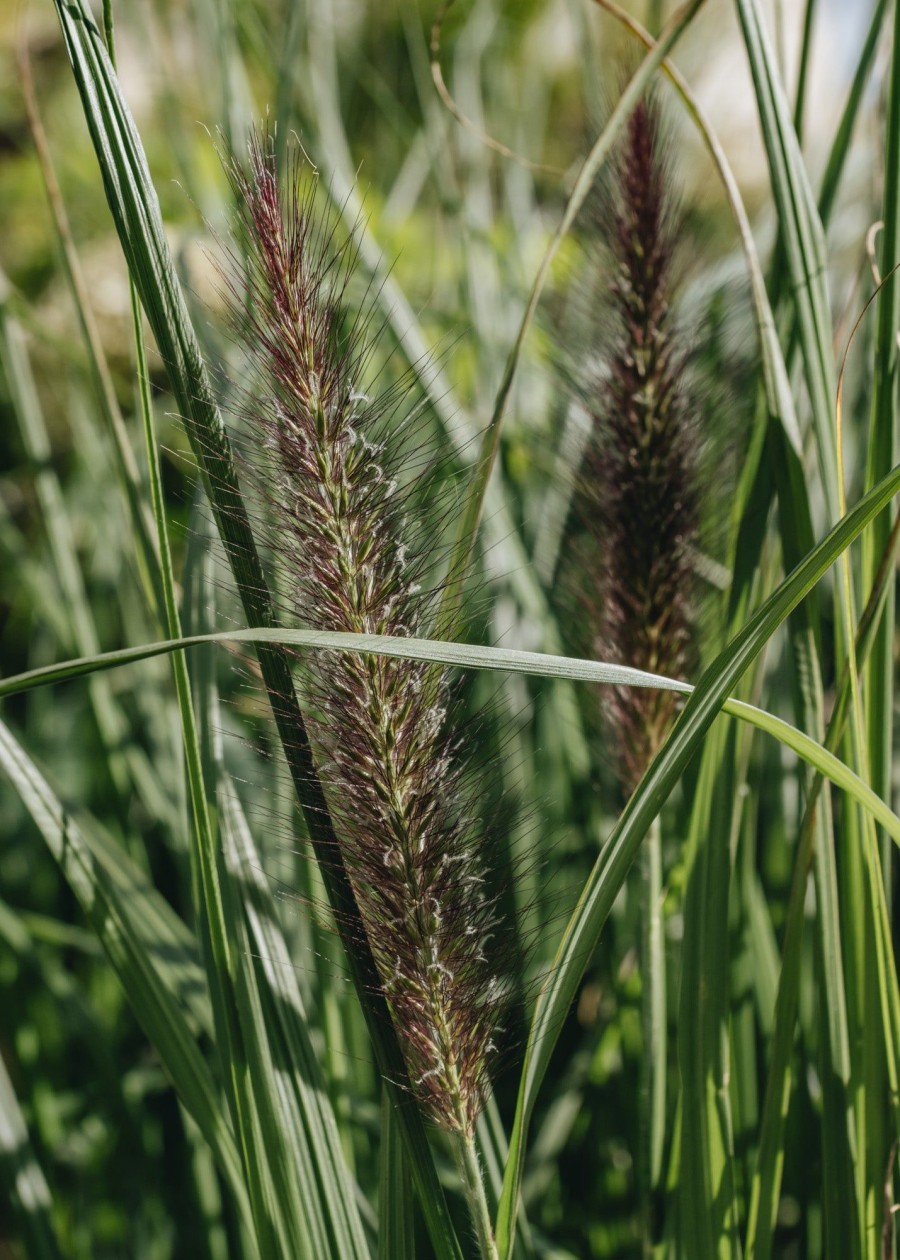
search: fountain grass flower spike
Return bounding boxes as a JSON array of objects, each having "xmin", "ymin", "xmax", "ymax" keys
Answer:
[
  {"xmin": 576, "ymin": 96, "xmax": 699, "ymax": 793},
  {"xmin": 224, "ymin": 137, "xmax": 504, "ymax": 1158}
]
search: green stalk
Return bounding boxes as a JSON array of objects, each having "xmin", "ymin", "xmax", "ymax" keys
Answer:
[
  {"xmin": 451, "ymin": 1131, "xmax": 499, "ymax": 1260},
  {"xmin": 792, "ymin": 0, "xmax": 818, "ymax": 140},
  {"xmin": 642, "ymin": 813, "xmax": 666, "ymax": 1239}
]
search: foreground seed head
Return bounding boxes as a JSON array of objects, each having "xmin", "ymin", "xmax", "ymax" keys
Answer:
[{"xmin": 225, "ymin": 134, "xmax": 504, "ymax": 1133}]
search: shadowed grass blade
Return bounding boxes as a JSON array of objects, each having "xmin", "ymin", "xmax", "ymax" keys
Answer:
[
  {"xmin": 0, "ymin": 717, "xmax": 255, "ymax": 1244},
  {"xmin": 378, "ymin": 1089, "xmax": 415, "ymax": 1260},
  {"xmin": 0, "ymin": 1050, "xmax": 64, "ymax": 1260}
]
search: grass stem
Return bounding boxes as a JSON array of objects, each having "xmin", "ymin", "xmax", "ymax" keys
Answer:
[{"xmin": 451, "ymin": 1129, "xmax": 499, "ymax": 1260}]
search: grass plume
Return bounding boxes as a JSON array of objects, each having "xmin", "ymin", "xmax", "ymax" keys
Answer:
[
  {"xmin": 572, "ymin": 96, "xmax": 699, "ymax": 793},
  {"xmin": 224, "ymin": 135, "xmax": 503, "ymax": 1144}
]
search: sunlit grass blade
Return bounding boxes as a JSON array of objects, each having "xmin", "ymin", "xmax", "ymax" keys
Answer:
[
  {"xmin": 3, "ymin": 627, "xmax": 900, "ymax": 857},
  {"xmin": 733, "ymin": 0, "xmax": 838, "ymax": 516}
]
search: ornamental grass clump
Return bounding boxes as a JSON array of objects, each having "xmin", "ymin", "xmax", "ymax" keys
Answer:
[{"xmin": 224, "ymin": 137, "xmax": 503, "ymax": 1148}]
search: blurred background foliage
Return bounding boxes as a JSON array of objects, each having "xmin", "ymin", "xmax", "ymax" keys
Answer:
[{"xmin": 0, "ymin": 1, "xmax": 893, "ymax": 1257}]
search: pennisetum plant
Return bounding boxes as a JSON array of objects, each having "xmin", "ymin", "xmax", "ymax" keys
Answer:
[
  {"xmin": 565, "ymin": 94, "xmax": 701, "ymax": 1248},
  {"xmin": 224, "ymin": 134, "xmax": 504, "ymax": 1259},
  {"xmin": 8, "ymin": 1, "xmax": 900, "ymax": 1254}
]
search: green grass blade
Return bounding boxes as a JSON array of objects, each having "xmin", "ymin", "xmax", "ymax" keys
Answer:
[
  {"xmin": 858, "ymin": 3, "xmax": 900, "ymax": 1238},
  {"xmin": 0, "ymin": 717, "xmax": 255, "ymax": 1243},
  {"xmin": 222, "ymin": 788, "xmax": 373, "ymax": 1260},
  {"xmin": 832, "ymin": 10, "xmax": 900, "ymax": 1214},
  {"xmin": 17, "ymin": 47, "xmax": 165, "ymax": 621},
  {"xmin": 817, "ymin": 0, "xmax": 890, "ymax": 228},
  {"xmin": 866, "ymin": 0, "xmax": 900, "ymax": 908},
  {"xmin": 770, "ymin": 432, "xmax": 859, "ymax": 1256},
  {"xmin": 183, "ymin": 527, "xmax": 345, "ymax": 1260},
  {"xmin": 84, "ymin": 823, "xmax": 213, "ymax": 1035},
  {"xmin": 494, "ymin": 461, "xmax": 900, "ymax": 1259},
  {"xmin": 792, "ymin": 0, "xmax": 818, "ymax": 139},
  {"xmin": 2, "ymin": 626, "xmax": 899, "ymax": 843},
  {"xmin": 733, "ymin": 4, "xmax": 878, "ymax": 1237},
  {"xmin": 733, "ymin": 0, "xmax": 838, "ymax": 517},
  {"xmin": 642, "ymin": 816, "xmax": 667, "ymax": 1203},
  {"xmin": 677, "ymin": 724, "xmax": 741, "ymax": 1259},
  {"xmin": 745, "ymin": 511, "xmax": 900, "ymax": 1257},
  {"xmin": 735, "ymin": 0, "xmax": 896, "ymax": 1214},
  {"xmin": 0, "ymin": 1049, "xmax": 64, "ymax": 1260},
  {"xmin": 0, "ymin": 630, "xmax": 691, "ymax": 699},
  {"xmin": 0, "ymin": 272, "xmax": 159, "ymax": 814},
  {"xmin": 378, "ymin": 1089, "xmax": 415, "ymax": 1260}
]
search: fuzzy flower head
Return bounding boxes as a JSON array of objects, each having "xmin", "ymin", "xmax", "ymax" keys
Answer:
[
  {"xmin": 224, "ymin": 134, "xmax": 503, "ymax": 1134},
  {"xmin": 572, "ymin": 98, "xmax": 700, "ymax": 792}
]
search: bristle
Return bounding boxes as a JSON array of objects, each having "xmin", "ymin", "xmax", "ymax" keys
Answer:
[
  {"xmin": 575, "ymin": 99, "xmax": 699, "ymax": 791},
  {"xmin": 224, "ymin": 134, "xmax": 500, "ymax": 1134}
]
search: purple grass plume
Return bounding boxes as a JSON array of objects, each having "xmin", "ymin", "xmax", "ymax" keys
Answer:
[
  {"xmin": 225, "ymin": 136, "xmax": 501, "ymax": 1136},
  {"xmin": 575, "ymin": 97, "xmax": 700, "ymax": 791}
]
